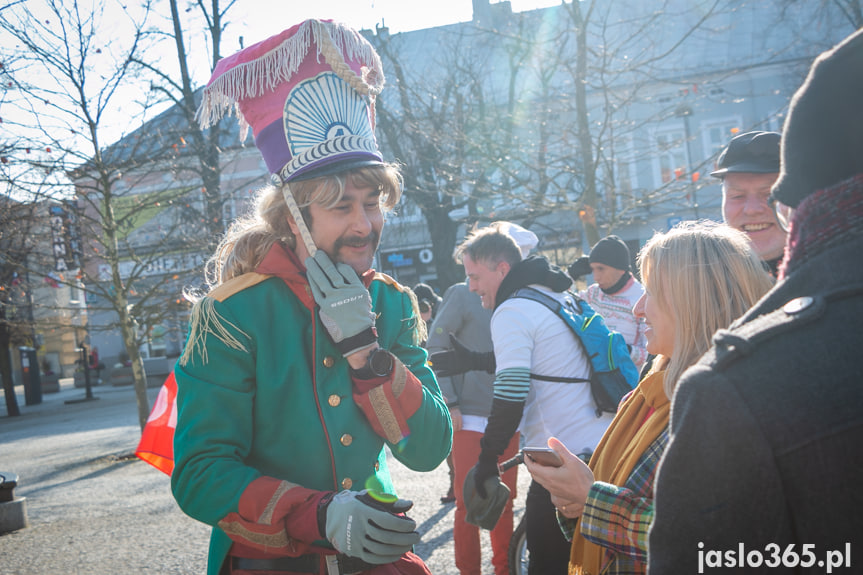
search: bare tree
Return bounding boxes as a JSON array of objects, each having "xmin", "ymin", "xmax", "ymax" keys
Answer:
[
  {"xmin": 0, "ymin": 185, "xmax": 37, "ymax": 417},
  {"xmin": 373, "ymin": 0, "xmax": 852, "ymax": 289},
  {"xmin": 372, "ymin": 27, "xmax": 484, "ymax": 288},
  {"xmin": 837, "ymin": 0, "xmax": 863, "ymax": 25},
  {"xmin": 555, "ymin": 0, "xmax": 725, "ymax": 244},
  {"xmin": 0, "ymin": 0, "xmax": 263, "ymax": 428},
  {"xmin": 800, "ymin": 0, "xmax": 863, "ymax": 27},
  {"xmin": 561, "ymin": 0, "xmax": 857, "ymax": 241},
  {"xmin": 371, "ymin": 16, "xmax": 584, "ymax": 288},
  {"xmin": 0, "ymin": 0, "xmax": 209, "ymax": 428},
  {"xmin": 133, "ymin": 0, "xmax": 241, "ymax": 250}
]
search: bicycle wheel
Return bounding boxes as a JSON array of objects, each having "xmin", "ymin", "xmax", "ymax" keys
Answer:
[{"xmin": 508, "ymin": 514, "xmax": 529, "ymax": 575}]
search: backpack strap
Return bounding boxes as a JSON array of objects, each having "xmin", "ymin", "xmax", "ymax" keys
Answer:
[
  {"xmin": 511, "ymin": 286, "xmax": 571, "ymax": 314},
  {"xmin": 509, "ymin": 287, "xmax": 592, "ymax": 384}
]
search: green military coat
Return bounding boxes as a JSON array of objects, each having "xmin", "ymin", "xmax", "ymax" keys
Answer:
[{"xmin": 171, "ymin": 248, "xmax": 451, "ymax": 575}]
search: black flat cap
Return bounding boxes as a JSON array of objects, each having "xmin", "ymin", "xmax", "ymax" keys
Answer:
[{"xmin": 710, "ymin": 131, "xmax": 781, "ymax": 178}]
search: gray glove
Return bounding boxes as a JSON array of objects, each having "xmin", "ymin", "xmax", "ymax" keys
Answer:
[
  {"xmin": 305, "ymin": 251, "xmax": 377, "ymax": 356},
  {"xmin": 324, "ymin": 489, "xmax": 420, "ymax": 564}
]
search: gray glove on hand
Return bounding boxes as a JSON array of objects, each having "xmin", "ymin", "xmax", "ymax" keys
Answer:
[
  {"xmin": 324, "ymin": 489, "xmax": 420, "ymax": 565},
  {"xmin": 305, "ymin": 251, "xmax": 377, "ymax": 356}
]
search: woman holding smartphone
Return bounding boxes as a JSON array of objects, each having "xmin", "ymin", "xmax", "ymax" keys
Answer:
[{"xmin": 525, "ymin": 221, "xmax": 773, "ymax": 575}]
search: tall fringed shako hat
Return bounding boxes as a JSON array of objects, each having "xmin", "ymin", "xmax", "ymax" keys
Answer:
[{"xmin": 196, "ymin": 19, "xmax": 385, "ymax": 185}]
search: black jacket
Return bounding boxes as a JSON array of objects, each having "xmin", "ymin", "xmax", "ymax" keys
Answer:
[{"xmin": 649, "ymin": 175, "xmax": 863, "ymax": 573}]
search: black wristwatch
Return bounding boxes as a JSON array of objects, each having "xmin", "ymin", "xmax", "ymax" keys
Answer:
[{"xmin": 351, "ymin": 348, "xmax": 394, "ymax": 379}]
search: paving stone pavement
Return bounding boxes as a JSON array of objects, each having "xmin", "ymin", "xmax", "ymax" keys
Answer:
[{"xmin": 0, "ymin": 379, "xmax": 528, "ymax": 574}]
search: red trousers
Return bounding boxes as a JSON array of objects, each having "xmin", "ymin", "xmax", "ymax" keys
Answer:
[{"xmin": 452, "ymin": 430, "xmax": 520, "ymax": 575}]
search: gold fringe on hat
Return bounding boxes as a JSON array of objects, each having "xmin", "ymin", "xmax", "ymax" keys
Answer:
[{"xmin": 195, "ymin": 19, "xmax": 385, "ymax": 138}]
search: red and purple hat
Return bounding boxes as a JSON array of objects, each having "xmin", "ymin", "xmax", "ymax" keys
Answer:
[{"xmin": 196, "ymin": 19, "xmax": 385, "ymax": 184}]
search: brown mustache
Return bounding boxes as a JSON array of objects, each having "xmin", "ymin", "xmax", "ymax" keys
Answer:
[{"xmin": 335, "ymin": 231, "xmax": 379, "ymax": 250}]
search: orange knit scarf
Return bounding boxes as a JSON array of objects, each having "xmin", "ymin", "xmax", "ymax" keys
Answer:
[{"xmin": 569, "ymin": 371, "xmax": 670, "ymax": 575}]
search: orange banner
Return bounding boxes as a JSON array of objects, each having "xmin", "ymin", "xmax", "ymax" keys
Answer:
[{"xmin": 135, "ymin": 372, "xmax": 177, "ymax": 475}]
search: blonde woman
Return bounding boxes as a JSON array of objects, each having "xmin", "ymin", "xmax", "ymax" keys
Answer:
[{"xmin": 525, "ymin": 221, "xmax": 773, "ymax": 575}]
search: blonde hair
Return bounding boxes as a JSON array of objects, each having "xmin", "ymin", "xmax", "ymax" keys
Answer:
[
  {"xmin": 202, "ymin": 164, "xmax": 402, "ymax": 291},
  {"xmin": 638, "ymin": 220, "xmax": 774, "ymax": 398}
]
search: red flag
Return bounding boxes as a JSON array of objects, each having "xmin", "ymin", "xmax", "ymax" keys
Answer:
[{"xmin": 135, "ymin": 372, "xmax": 177, "ymax": 475}]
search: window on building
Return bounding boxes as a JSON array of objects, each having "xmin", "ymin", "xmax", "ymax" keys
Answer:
[
  {"xmin": 605, "ymin": 137, "xmax": 638, "ymax": 211},
  {"xmin": 653, "ymin": 127, "xmax": 688, "ymax": 186},
  {"xmin": 701, "ymin": 117, "xmax": 742, "ymax": 161},
  {"xmin": 615, "ymin": 138, "xmax": 636, "ymax": 195}
]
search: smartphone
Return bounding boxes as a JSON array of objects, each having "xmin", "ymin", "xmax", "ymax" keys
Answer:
[{"xmin": 522, "ymin": 447, "xmax": 564, "ymax": 467}]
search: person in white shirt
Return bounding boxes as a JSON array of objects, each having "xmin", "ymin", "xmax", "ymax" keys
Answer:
[
  {"xmin": 427, "ymin": 223, "xmax": 539, "ymax": 575},
  {"xmin": 458, "ymin": 222, "xmax": 614, "ymax": 575}
]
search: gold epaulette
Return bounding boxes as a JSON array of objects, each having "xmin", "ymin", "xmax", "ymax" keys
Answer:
[
  {"xmin": 208, "ymin": 272, "xmax": 274, "ymax": 302},
  {"xmin": 372, "ymin": 271, "xmax": 408, "ymax": 292},
  {"xmin": 179, "ymin": 273, "xmax": 272, "ymax": 367}
]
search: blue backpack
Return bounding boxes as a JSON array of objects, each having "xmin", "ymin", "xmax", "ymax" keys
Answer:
[{"xmin": 511, "ymin": 287, "xmax": 640, "ymax": 415}]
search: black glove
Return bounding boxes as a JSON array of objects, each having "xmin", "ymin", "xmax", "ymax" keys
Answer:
[
  {"xmin": 473, "ymin": 450, "xmax": 501, "ymax": 499},
  {"xmin": 568, "ymin": 256, "xmax": 591, "ymax": 281},
  {"xmin": 429, "ymin": 333, "xmax": 496, "ymax": 377}
]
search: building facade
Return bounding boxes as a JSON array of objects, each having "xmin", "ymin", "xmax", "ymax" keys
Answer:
[{"xmin": 81, "ymin": 0, "xmax": 857, "ymax": 358}]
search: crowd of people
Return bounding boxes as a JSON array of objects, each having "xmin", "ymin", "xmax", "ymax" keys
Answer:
[{"xmin": 164, "ymin": 16, "xmax": 861, "ymax": 575}]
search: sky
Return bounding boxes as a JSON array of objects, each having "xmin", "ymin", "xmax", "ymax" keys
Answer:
[
  {"xmin": 0, "ymin": 0, "xmax": 565, "ymax": 184},
  {"xmin": 164, "ymin": 0, "xmax": 566, "ymax": 131},
  {"xmin": 227, "ymin": 0, "xmax": 564, "ymax": 44}
]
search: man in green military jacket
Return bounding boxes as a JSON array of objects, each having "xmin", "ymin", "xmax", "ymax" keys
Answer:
[{"xmin": 171, "ymin": 19, "xmax": 452, "ymax": 575}]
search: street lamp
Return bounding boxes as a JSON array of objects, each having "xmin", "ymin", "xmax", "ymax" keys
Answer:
[{"xmin": 66, "ymin": 289, "xmax": 99, "ymax": 405}]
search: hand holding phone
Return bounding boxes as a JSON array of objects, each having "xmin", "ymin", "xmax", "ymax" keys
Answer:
[
  {"xmin": 522, "ymin": 447, "xmax": 564, "ymax": 468},
  {"xmin": 523, "ymin": 438, "xmax": 594, "ymax": 518}
]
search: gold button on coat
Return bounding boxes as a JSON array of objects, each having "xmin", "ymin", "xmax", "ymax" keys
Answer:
[
  {"xmin": 341, "ymin": 478, "xmax": 353, "ymax": 489},
  {"xmin": 340, "ymin": 434, "xmax": 353, "ymax": 446},
  {"xmin": 323, "ymin": 356, "xmax": 335, "ymax": 368},
  {"xmin": 328, "ymin": 394, "xmax": 341, "ymax": 407},
  {"xmin": 374, "ymin": 461, "xmax": 380, "ymax": 471}
]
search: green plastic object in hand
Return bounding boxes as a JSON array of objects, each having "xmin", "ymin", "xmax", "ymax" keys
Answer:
[
  {"xmin": 324, "ymin": 489, "xmax": 420, "ymax": 564},
  {"xmin": 305, "ymin": 251, "xmax": 377, "ymax": 356}
]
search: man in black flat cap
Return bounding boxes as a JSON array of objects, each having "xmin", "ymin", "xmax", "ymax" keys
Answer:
[
  {"xmin": 649, "ymin": 28, "xmax": 863, "ymax": 573},
  {"xmin": 711, "ymin": 130, "xmax": 786, "ymax": 276}
]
